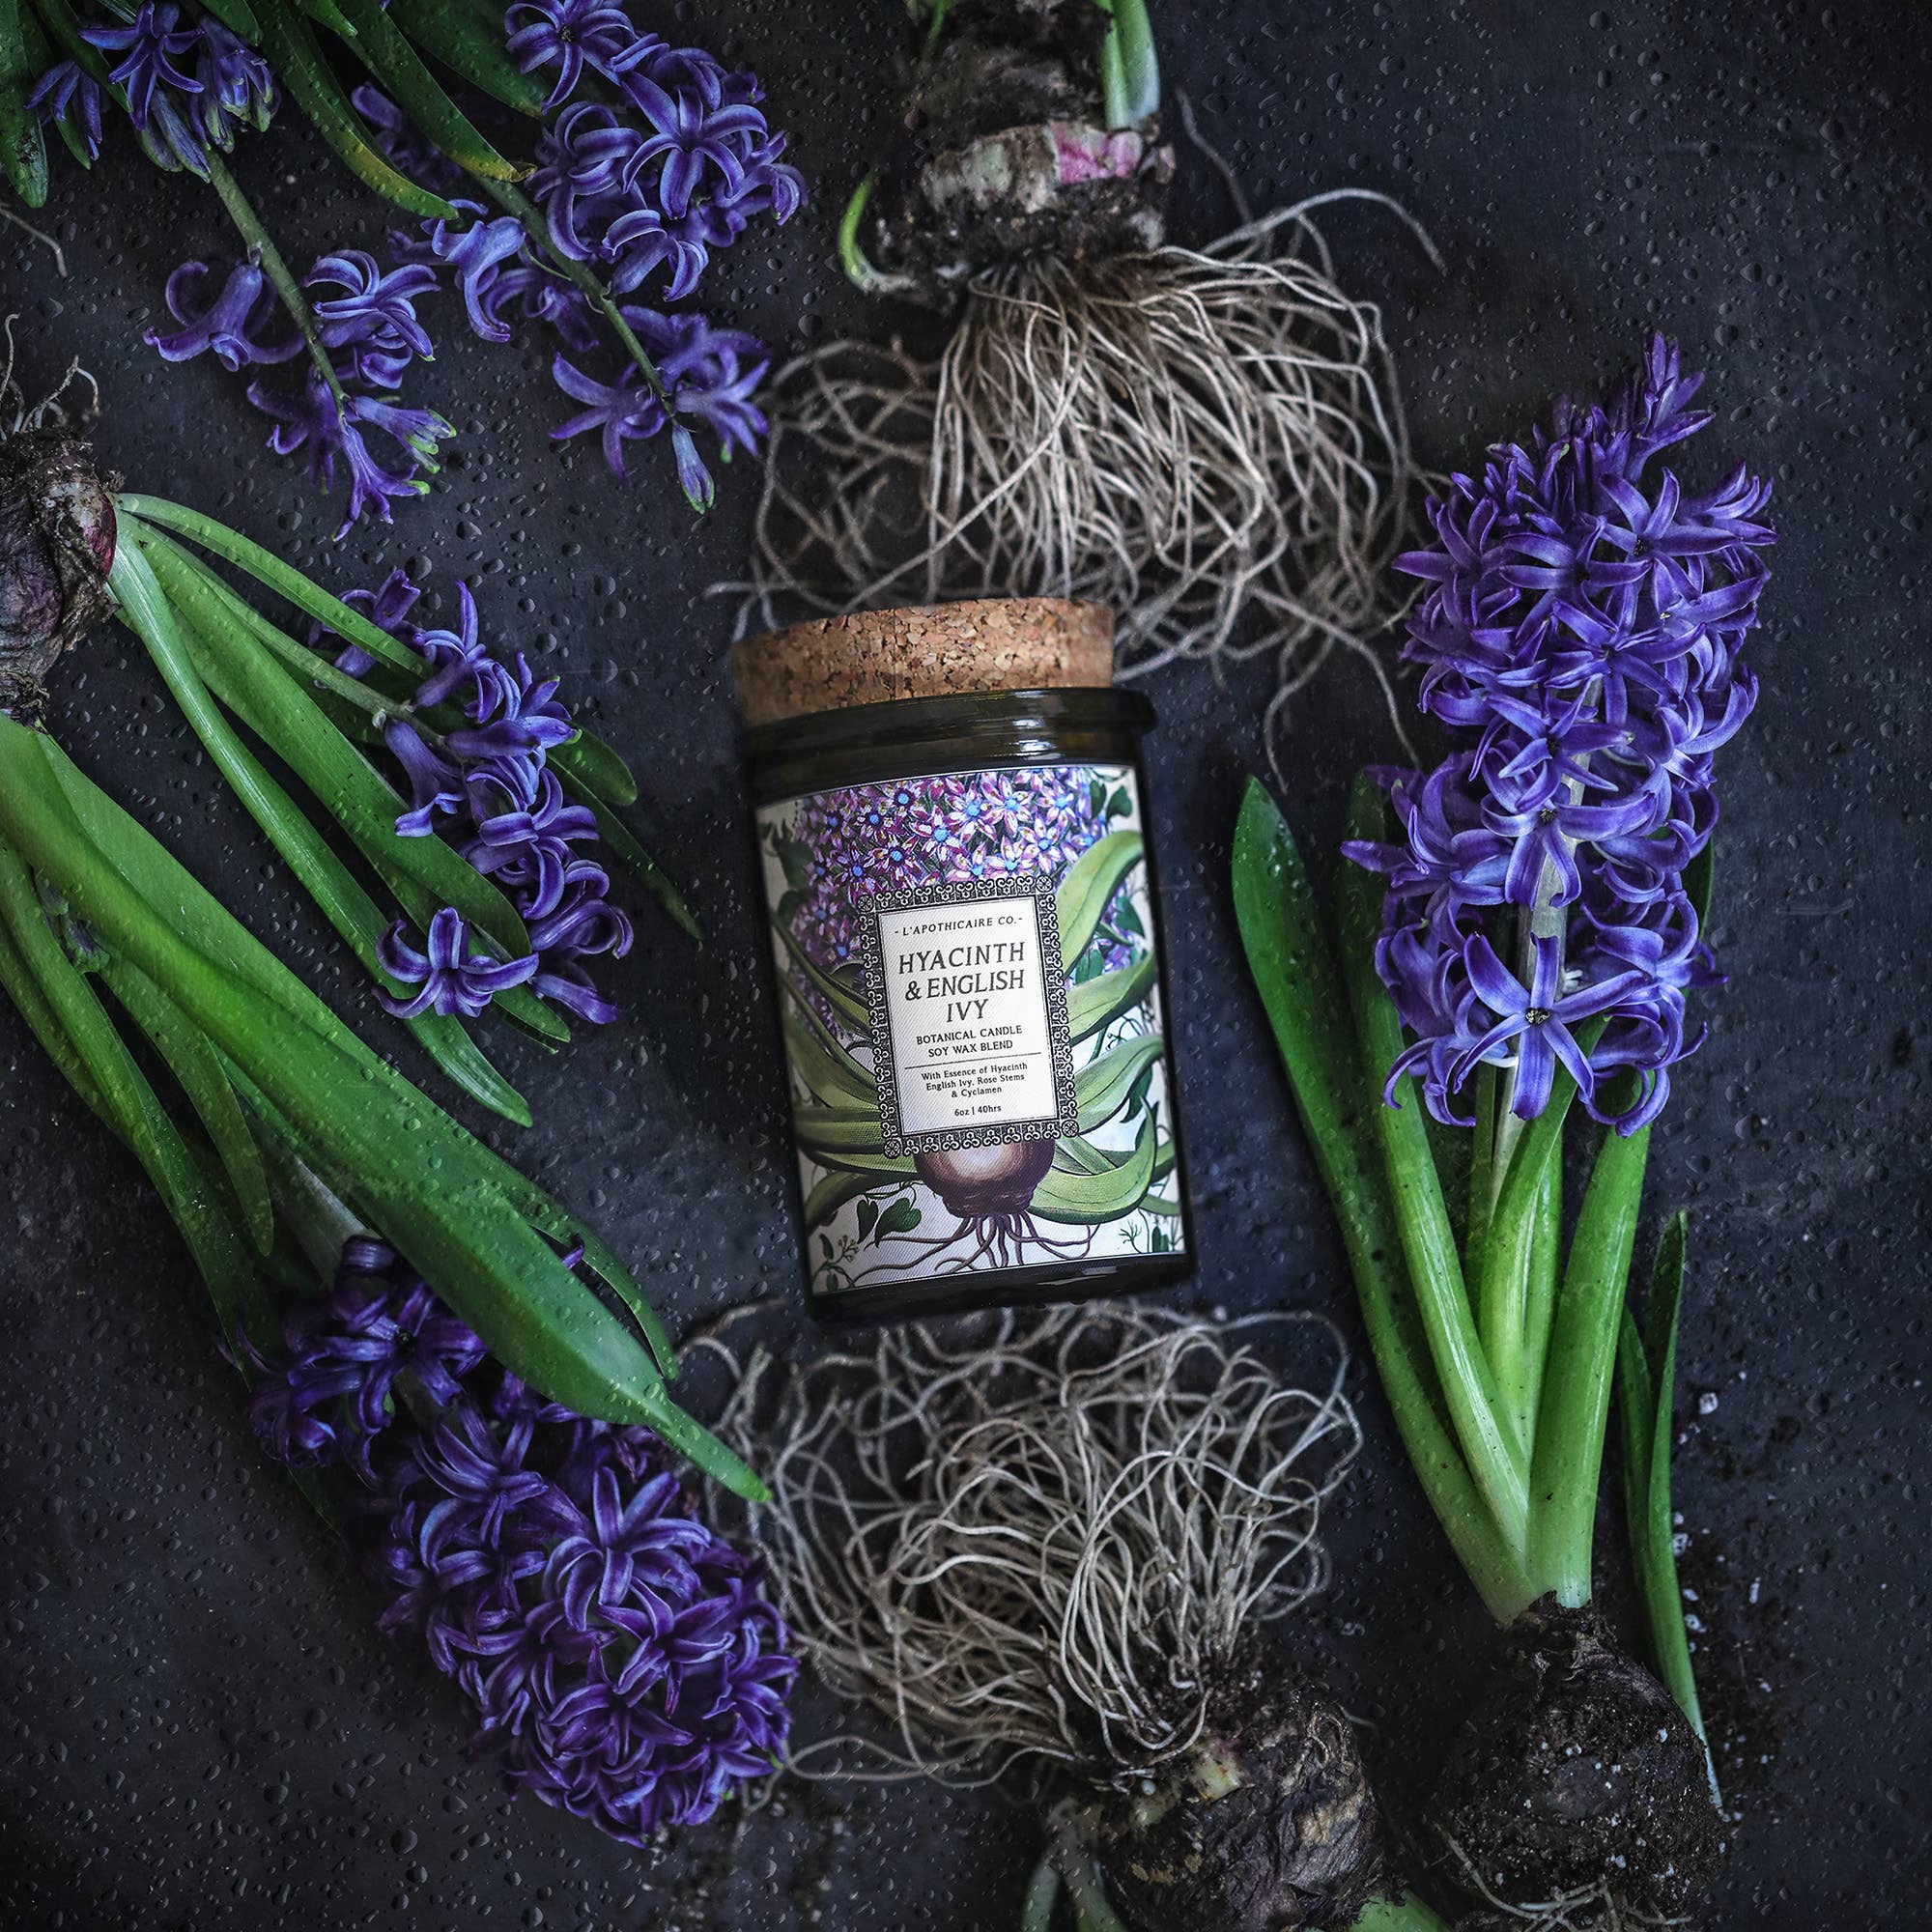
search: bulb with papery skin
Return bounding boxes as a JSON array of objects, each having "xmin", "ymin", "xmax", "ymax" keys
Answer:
[
  {"xmin": 0, "ymin": 427, "xmax": 116, "ymax": 717},
  {"xmin": 914, "ymin": 1139, "xmax": 1057, "ymax": 1218}
]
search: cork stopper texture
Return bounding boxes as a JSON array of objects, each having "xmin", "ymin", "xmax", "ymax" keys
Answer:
[{"xmin": 730, "ymin": 598, "xmax": 1116, "ymax": 726}]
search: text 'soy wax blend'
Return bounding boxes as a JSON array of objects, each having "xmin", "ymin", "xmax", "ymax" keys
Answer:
[{"xmin": 733, "ymin": 600, "xmax": 1193, "ymax": 1321}]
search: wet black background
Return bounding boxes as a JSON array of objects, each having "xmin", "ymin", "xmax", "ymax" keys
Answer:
[{"xmin": 2, "ymin": 1, "xmax": 1927, "ymax": 1925}]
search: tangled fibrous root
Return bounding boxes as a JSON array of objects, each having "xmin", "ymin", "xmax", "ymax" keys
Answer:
[
  {"xmin": 697, "ymin": 1302, "xmax": 1361, "ymax": 1792},
  {"xmin": 735, "ymin": 186, "xmax": 1437, "ymax": 763},
  {"xmin": 1436, "ymin": 1835, "xmax": 1692, "ymax": 1932}
]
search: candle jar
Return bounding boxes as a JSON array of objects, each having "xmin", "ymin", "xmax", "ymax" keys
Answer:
[{"xmin": 733, "ymin": 599, "xmax": 1193, "ymax": 1321}]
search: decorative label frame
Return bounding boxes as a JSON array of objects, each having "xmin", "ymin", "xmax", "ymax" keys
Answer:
[{"xmin": 858, "ymin": 874, "xmax": 1078, "ymax": 1160}]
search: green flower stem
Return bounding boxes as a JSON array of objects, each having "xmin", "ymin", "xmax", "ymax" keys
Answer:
[
  {"xmin": 1233, "ymin": 781, "xmax": 1533, "ymax": 1619},
  {"xmin": 204, "ymin": 153, "xmax": 345, "ymax": 407},
  {"xmin": 1341, "ymin": 778, "xmax": 1527, "ymax": 1550},
  {"xmin": 1514, "ymin": 1152, "xmax": 1562, "ymax": 1443},
  {"xmin": 1526, "ymin": 1118, "xmax": 1651, "ymax": 1605},
  {"xmin": 1465, "ymin": 1058, "xmax": 1497, "ymax": 1283},
  {"xmin": 479, "ymin": 176, "xmax": 671, "ymax": 410},
  {"xmin": 1473, "ymin": 1012, "xmax": 1605, "ymax": 1417}
]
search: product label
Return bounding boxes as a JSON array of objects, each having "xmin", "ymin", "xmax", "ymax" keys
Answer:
[
  {"xmin": 862, "ymin": 879, "xmax": 1077, "ymax": 1154},
  {"xmin": 757, "ymin": 761, "xmax": 1186, "ymax": 1302}
]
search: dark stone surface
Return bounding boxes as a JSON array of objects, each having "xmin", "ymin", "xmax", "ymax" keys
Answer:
[{"xmin": 1, "ymin": 1, "xmax": 1926, "ymax": 1925}]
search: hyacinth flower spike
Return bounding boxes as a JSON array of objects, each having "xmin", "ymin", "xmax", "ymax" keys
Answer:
[
  {"xmin": 15, "ymin": 0, "xmax": 802, "ymax": 523},
  {"xmin": 1234, "ymin": 338, "xmax": 1766, "ymax": 1922}
]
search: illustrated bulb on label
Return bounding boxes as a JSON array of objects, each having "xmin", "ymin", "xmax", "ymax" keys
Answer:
[{"xmin": 914, "ymin": 1141, "xmax": 1058, "ymax": 1217}]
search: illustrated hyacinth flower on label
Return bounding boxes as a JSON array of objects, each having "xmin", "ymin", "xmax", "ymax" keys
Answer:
[
  {"xmin": 1345, "ymin": 335, "xmax": 1774, "ymax": 1134},
  {"xmin": 245, "ymin": 1238, "xmax": 796, "ymax": 1844},
  {"xmin": 24, "ymin": 0, "xmax": 800, "ymax": 528}
]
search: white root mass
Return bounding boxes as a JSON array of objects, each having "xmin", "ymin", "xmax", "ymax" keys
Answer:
[
  {"xmin": 697, "ymin": 1302, "xmax": 1361, "ymax": 1792},
  {"xmin": 734, "ymin": 188, "xmax": 1436, "ymax": 757}
]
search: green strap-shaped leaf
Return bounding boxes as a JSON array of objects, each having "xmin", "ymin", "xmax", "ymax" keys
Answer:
[
  {"xmin": 98, "ymin": 952, "xmax": 275, "ymax": 1255},
  {"xmin": 782, "ymin": 1007, "xmax": 878, "ymax": 1109},
  {"xmin": 771, "ymin": 919, "xmax": 870, "ymax": 1036},
  {"xmin": 0, "ymin": 0, "xmax": 50, "ymax": 207},
  {"xmin": 1030, "ymin": 1114, "xmax": 1157, "ymax": 1225},
  {"xmin": 129, "ymin": 534, "xmax": 536, "ymax": 968},
  {"xmin": 1053, "ymin": 1130, "xmax": 1174, "ymax": 1187},
  {"xmin": 0, "ymin": 901, "xmax": 104, "ymax": 1117},
  {"xmin": 31, "ymin": 0, "xmax": 111, "ymax": 79},
  {"xmin": 578, "ymin": 786, "xmax": 698, "ymax": 941},
  {"xmin": 791, "ymin": 1102, "xmax": 896, "ymax": 1162},
  {"xmin": 322, "ymin": 0, "xmax": 522, "ymax": 180},
  {"xmin": 297, "ymin": 0, "xmax": 360, "ymax": 37},
  {"xmin": 1073, "ymin": 1033, "xmax": 1162, "ymax": 1133},
  {"xmin": 1617, "ymin": 1209, "xmax": 1715, "ymax": 1796},
  {"xmin": 0, "ymin": 843, "xmax": 265, "ymax": 1337},
  {"xmin": 253, "ymin": 1, "xmax": 459, "ymax": 218},
  {"xmin": 119, "ymin": 495, "xmax": 429, "ymax": 676},
  {"xmin": 1056, "ymin": 831, "xmax": 1143, "ymax": 964},
  {"xmin": 1232, "ymin": 777, "xmax": 1534, "ymax": 1620},
  {"xmin": 387, "ymin": 0, "xmax": 548, "ymax": 115},
  {"xmin": 781, "ymin": 975, "xmax": 877, "ymax": 1097},
  {"xmin": 149, "ymin": 633, "xmax": 531, "ymax": 1119},
  {"xmin": 1525, "ymin": 1116, "xmax": 1651, "ymax": 1605},
  {"xmin": 117, "ymin": 498, "xmax": 691, "ymax": 941},
  {"xmin": 552, "ymin": 727, "xmax": 638, "ymax": 809},
  {"xmin": 198, "ymin": 0, "xmax": 261, "ymax": 38},
  {"xmin": 1066, "ymin": 952, "xmax": 1155, "ymax": 1043},
  {"xmin": 0, "ymin": 739, "xmax": 761, "ymax": 1497}
]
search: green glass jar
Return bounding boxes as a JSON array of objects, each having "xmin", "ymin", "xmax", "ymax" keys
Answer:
[{"xmin": 734, "ymin": 599, "xmax": 1194, "ymax": 1322}]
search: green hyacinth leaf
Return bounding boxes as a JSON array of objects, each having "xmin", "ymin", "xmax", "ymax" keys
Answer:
[
  {"xmin": 250, "ymin": 6, "xmax": 460, "ymax": 219},
  {"xmin": 1073, "ymin": 1033, "xmax": 1162, "ymax": 1133},
  {"xmin": 1030, "ymin": 1114, "xmax": 1157, "ymax": 1225},
  {"xmin": 325, "ymin": 0, "xmax": 523, "ymax": 180},
  {"xmin": 98, "ymin": 952, "xmax": 276, "ymax": 1255},
  {"xmin": 1055, "ymin": 830, "xmax": 1143, "ymax": 965},
  {"xmin": 0, "ymin": 0, "xmax": 50, "ymax": 208},
  {"xmin": 387, "ymin": 0, "xmax": 547, "ymax": 116},
  {"xmin": 0, "ymin": 749, "xmax": 761, "ymax": 1497},
  {"xmin": 551, "ymin": 727, "xmax": 638, "ymax": 809},
  {"xmin": 1066, "ymin": 952, "xmax": 1156, "ymax": 1043},
  {"xmin": 0, "ymin": 843, "xmax": 264, "ymax": 1337}
]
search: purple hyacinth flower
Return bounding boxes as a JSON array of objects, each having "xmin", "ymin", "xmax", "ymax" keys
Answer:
[
  {"xmin": 506, "ymin": 0, "xmax": 652, "ymax": 109},
  {"xmin": 1353, "ymin": 335, "xmax": 1772, "ymax": 1132},
  {"xmin": 83, "ymin": 2, "xmax": 212, "ymax": 175},
  {"xmin": 377, "ymin": 907, "xmax": 538, "ymax": 1020},
  {"xmin": 411, "ymin": 208, "xmax": 528, "ymax": 344},
  {"xmin": 28, "ymin": 61, "xmax": 105, "ymax": 163},
  {"xmin": 247, "ymin": 373, "xmax": 454, "ymax": 538},
  {"xmin": 144, "ymin": 260, "xmax": 302, "ymax": 372},
  {"xmin": 615, "ymin": 71, "xmax": 765, "ymax": 217},
  {"xmin": 307, "ymin": 250, "xmax": 439, "ymax": 388},
  {"xmin": 189, "ymin": 19, "xmax": 274, "ymax": 149}
]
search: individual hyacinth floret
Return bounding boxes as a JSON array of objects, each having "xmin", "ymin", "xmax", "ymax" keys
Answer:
[
  {"xmin": 246, "ymin": 1237, "xmax": 796, "ymax": 1843},
  {"xmin": 1345, "ymin": 336, "xmax": 1773, "ymax": 1134},
  {"xmin": 309, "ymin": 567, "xmax": 636, "ymax": 1026}
]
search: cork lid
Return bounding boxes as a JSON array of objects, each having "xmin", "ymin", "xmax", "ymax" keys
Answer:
[{"xmin": 730, "ymin": 598, "xmax": 1116, "ymax": 727}]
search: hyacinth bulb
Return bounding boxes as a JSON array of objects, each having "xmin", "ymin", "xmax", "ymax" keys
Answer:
[{"xmin": 0, "ymin": 427, "xmax": 117, "ymax": 717}]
